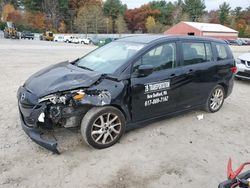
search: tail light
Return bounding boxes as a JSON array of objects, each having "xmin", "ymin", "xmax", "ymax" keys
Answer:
[{"xmin": 231, "ymin": 67, "xmax": 237, "ymax": 74}]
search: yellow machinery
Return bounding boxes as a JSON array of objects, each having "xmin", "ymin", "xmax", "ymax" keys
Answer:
[
  {"xmin": 4, "ymin": 22, "xmax": 19, "ymax": 39},
  {"xmin": 40, "ymin": 31, "xmax": 54, "ymax": 41}
]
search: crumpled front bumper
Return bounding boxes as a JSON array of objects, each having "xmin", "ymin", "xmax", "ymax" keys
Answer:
[{"xmin": 18, "ymin": 103, "xmax": 59, "ymax": 154}]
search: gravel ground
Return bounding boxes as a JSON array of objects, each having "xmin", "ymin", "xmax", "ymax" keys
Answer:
[{"xmin": 0, "ymin": 38, "xmax": 250, "ymax": 188}]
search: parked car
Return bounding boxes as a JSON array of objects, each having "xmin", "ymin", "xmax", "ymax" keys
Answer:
[
  {"xmin": 79, "ymin": 37, "xmax": 90, "ymax": 44},
  {"xmin": 235, "ymin": 53, "xmax": 250, "ymax": 80},
  {"xmin": 227, "ymin": 39, "xmax": 242, "ymax": 46},
  {"xmin": 71, "ymin": 37, "xmax": 80, "ymax": 44},
  {"xmin": 64, "ymin": 35, "xmax": 74, "ymax": 43},
  {"xmin": 54, "ymin": 35, "xmax": 64, "ymax": 42},
  {"xmin": 21, "ymin": 31, "xmax": 34, "ymax": 40},
  {"xmin": 98, "ymin": 38, "xmax": 112, "ymax": 47},
  {"xmin": 17, "ymin": 35, "xmax": 235, "ymax": 153}
]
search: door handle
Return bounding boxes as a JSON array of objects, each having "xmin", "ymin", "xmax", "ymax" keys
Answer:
[
  {"xmin": 186, "ymin": 69, "xmax": 194, "ymax": 73},
  {"xmin": 170, "ymin": 73, "xmax": 176, "ymax": 77}
]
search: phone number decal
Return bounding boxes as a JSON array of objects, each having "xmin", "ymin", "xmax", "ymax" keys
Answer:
[{"xmin": 144, "ymin": 80, "xmax": 170, "ymax": 107}]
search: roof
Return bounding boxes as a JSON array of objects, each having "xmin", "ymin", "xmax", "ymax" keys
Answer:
[
  {"xmin": 118, "ymin": 34, "xmax": 226, "ymax": 44},
  {"xmin": 118, "ymin": 35, "xmax": 167, "ymax": 44},
  {"xmin": 183, "ymin": 22, "xmax": 238, "ymax": 33}
]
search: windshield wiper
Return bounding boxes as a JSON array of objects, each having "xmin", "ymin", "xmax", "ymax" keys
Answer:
[{"xmin": 77, "ymin": 65, "xmax": 93, "ymax": 71}]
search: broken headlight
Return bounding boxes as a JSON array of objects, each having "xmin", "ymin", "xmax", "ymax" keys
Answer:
[{"xmin": 38, "ymin": 90, "xmax": 85, "ymax": 104}]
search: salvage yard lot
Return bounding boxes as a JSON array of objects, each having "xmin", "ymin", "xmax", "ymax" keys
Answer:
[{"xmin": 0, "ymin": 38, "xmax": 250, "ymax": 188}]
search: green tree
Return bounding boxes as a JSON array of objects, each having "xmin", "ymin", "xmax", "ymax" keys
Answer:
[
  {"xmin": 103, "ymin": 0, "xmax": 126, "ymax": 33},
  {"xmin": 233, "ymin": 7, "xmax": 243, "ymax": 21},
  {"xmin": 183, "ymin": 0, "xmax": 206, "ymax": 22},
  {"xmin": 149, "ymin": 1, "xmax": 175, "ymax": 25},
  {"xmin": 219, "ymin": 2, "xmax": 231, "ymax": 25}
]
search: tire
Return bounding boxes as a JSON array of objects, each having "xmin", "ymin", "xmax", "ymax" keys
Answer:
[
  {"xmin": 204, "ymin": 85, "xmax": 225, "ymax": 113},
  {"xmin": 81, "ymin": 106, "xmax": 125, "ymax": 149}
]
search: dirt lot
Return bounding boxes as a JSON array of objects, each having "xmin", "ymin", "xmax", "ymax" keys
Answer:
[{"xmin": 0, "ymin": 39, "xmax": 250, "ymax": 188}]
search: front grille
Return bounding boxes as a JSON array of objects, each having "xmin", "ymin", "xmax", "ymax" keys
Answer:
[
  {"xmin": 247, "ymin": 61, "xmax": 250, "ymax": 67},
  {"xmin": 237, "ymin": 71, "xmax": 250, "ymax": 77},
  {"xmin": 241, "ymin": 60, "xmax": 246, "ymax": 65}
]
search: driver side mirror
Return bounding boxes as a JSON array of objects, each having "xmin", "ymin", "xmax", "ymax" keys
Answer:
[{"xmin": 137, "ymin": 65, "xmax": 154, "ymax": 77}]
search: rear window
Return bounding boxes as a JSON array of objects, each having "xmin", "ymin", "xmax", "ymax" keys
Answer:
[{"xmin": 215, "ymin": 43, "xmax": 230, "ymax": 61}]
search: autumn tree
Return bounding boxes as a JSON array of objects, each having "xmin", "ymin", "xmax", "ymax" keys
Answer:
[
  {"xmin": 75, "ymin": 4, "xmax": 104, "ymax": 35},
  {"xmin": 219, "ymin": 2, "xmax": 230, "ymax": 25},
  {"xmin": 103, "ymin": 0, "xmax": 126, "ymax": 33},
  {"xmin": 208, "ymin": 10, "xmax": 219, "ymax": 23},
  {"xmin": 125, "ymin": 5, "xmax": 160, "ymax": 33},
  {"xmin": 183, "ymin": 0, "xmax": 206, "ymax": 21},
  {"xmin": 115, "ymin": 15, "xmax": 128, "ymax": 35},
  {"xmin": 1, "ymin": 3, "xmax": 15, "ymax": 21},
  {"xmin": 145, "ymin": 16, "xmax": 156, "ymax": 33}
]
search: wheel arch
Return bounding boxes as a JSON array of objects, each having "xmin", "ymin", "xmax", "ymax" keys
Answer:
[{"xmin": 218, "ymin": 82, "xmax": 228, "ymax": 97}]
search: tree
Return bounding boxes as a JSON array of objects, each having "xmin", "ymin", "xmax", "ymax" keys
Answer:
[
  {"xmin": 233, "ymin": 7, "xmax": 243, "ymax": 21},
  {"xmin": 183, "ymin": 0, "xmax": 206, "ymax": 22},
  {"xmin": 125, "ymin": 4, "xmax": 160, "ymax": 33},
  {"xmin": 1, "ymin": 3, "xmax": 15, "ymax": 21},
  {"xmin": 75, "ymin": 4, "xmax": 104, "ymax": 35},
  {"xmin": 146, "ymin": 16, "xmax": 156, "ymax": 33},
  {"xmin": 115, "ymin": 14, "xmax": 128, "ymax": 35},
  {"xmin": 219, "ymin": 2, "xmax": 231, "ymax": 25},
  {"xmin": 103, "ymin": 0, "xmax": 126, "ymax": 33},
  {"xmin": 208, "ymin": 10, "xmax": 219, "ymax": 23},
  {"xmin": 149, "ymin": 1, "xmax": 175, "ymax": 25}
]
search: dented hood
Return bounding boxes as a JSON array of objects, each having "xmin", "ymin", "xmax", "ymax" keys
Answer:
[{"xmin": 24, "ymin": 61, "xmax": 102, "ymax": 97}]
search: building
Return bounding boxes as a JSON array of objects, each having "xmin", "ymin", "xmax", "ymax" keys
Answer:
[{"xmin": 164, "ymin": 22, "xmax": 238, "ymax": 39}]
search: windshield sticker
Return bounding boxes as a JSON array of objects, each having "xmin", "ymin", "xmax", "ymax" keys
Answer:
[{"xmin": 144, "ymin": 80, "xmax": 170, "ymax": 107}]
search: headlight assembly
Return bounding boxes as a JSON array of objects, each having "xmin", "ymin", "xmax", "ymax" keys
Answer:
[{"xmin": 38, "ymin": 90, "xmax": 85, "ymax": 104}]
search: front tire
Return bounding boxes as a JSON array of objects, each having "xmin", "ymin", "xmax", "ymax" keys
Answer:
[
  {"xmin": 81, "ymin": 106, "xmax": 125, "ymax": 149},
  {"xmin": 205, "ymin": 85, "xmax": 225, "ymax": 113}
]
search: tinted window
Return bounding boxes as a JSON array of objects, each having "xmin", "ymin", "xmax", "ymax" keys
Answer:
[
  {"xmin": 134, "ymin": 43, "xmax": 176, "ymax": 72},
  {"xmin": 215, "ymin": 43, "xmax": 230, "ymax": 60},
  {"xmin": 205, "ymin": 43, "xmax": 213, "ymax": 61},
  {"xmin": 182, "ymin": 42, "xmax": 208, "ymax": 65}
]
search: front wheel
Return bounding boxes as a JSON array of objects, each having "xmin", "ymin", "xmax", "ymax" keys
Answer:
[
  {"xmin": 81, "ymin": 106, "xmax": 125, "ymax": 149},
  {"xmin": 205, "ymin": 85, "xmax": 225, "ymax": 113}
]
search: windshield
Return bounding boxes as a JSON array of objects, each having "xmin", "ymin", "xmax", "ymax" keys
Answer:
[{"xmin": 76, "ymin": 42, "xmax": 145, "ymax": 74}]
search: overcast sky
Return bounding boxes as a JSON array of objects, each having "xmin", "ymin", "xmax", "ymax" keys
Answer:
[{"xmin": 121, "ymin": 0, "xmax": 250, "ymax": 10}]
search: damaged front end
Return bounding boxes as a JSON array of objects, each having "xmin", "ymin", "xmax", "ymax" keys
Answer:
[{"xmin": 18, "ymin": 86, "xmax": 112, "ymax": 154}]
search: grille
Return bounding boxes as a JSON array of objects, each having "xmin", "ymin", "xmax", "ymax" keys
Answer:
[
  {"xmin": 237, "ymin": 71, "xmax": 250, "ymax": 77},
  {"xmin": 241, "ymin": 60, "xmax": 246, "ymax": 65},
  {"xmin": 247, "ymin": 61, "xmax": 250, "ymax": 67}
]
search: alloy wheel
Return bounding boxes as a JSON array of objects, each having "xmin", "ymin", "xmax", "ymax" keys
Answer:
[
  {"xmin": 210, "ymin": 88, "xmax": 224, "ymax": 111},
  {"xmin": 91, "ymin": 113, "xmax": 122, "ymax": 145}
]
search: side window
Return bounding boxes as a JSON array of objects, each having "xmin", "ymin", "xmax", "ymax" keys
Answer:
[
  {"xmin": 182, "ymin": 42, "xmax": 208, "ymax": 65},
  {"xmin": 215, "ymin": 43, "xmax": 230, "ymax": 61},
  {"xmin": 133, "ymin": 43, "xmax": 176, "ymax": 72},
  {"xmin": 205, "ymin": 43, "xmax": 213, "ymax": 61}
]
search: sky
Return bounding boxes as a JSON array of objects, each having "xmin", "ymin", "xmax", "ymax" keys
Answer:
[{"xmin": 121, "ymin": 0, "xmax": 250, "ymax": 11}]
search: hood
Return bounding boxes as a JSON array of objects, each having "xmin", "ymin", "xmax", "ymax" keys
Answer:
[
  {"xmin": 238, "ymin": 53, "xmax": 250, "ymax": 61},
  {"xmin": 24, "ymin": 61, "xmax": 102, "ymax": 97}
]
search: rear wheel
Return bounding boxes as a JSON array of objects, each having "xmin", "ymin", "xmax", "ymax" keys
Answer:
[
  {"xmin": 81, "ymin": 106, "xmax": 125, "ymax": 149},
  {"xmin": 205, "ymin": 85, "xmax": 225, "ymax": 113}
]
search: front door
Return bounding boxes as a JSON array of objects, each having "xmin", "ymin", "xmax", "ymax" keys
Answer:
[{"xmin": 130, "ymin": 42, "xmax": 183, "ymax": 122}]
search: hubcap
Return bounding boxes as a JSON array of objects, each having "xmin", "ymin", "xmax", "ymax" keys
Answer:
[
  {"xmin": 91, "ymin": 113, "xmax": 121, "ymax": 145},
  {"xmin": 210, "ymin": 88, "xmax": 224, "ymax": 111}
]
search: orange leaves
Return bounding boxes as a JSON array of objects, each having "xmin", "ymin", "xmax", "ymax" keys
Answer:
[{"xmin": 2, "ymin": 4, "xmax": 16, "ymax": 22}]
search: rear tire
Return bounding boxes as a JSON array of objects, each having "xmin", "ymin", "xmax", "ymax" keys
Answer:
[
  {"xmin": 204, "ymin": 85, "xmax": 225, "ymax": 113},
  {"xmin": 81, "ymin": 106, "xmax": 125, "ymax": 149}
]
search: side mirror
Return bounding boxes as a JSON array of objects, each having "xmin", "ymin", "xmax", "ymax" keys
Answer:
[{"xmin": 138, "ymin": 65, "xmax": 154, "ymax": 77}]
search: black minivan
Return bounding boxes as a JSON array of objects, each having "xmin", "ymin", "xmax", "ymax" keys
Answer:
[{"xmin": 17, "ymin": 35, "xmax": 235, "ymax": 153}]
